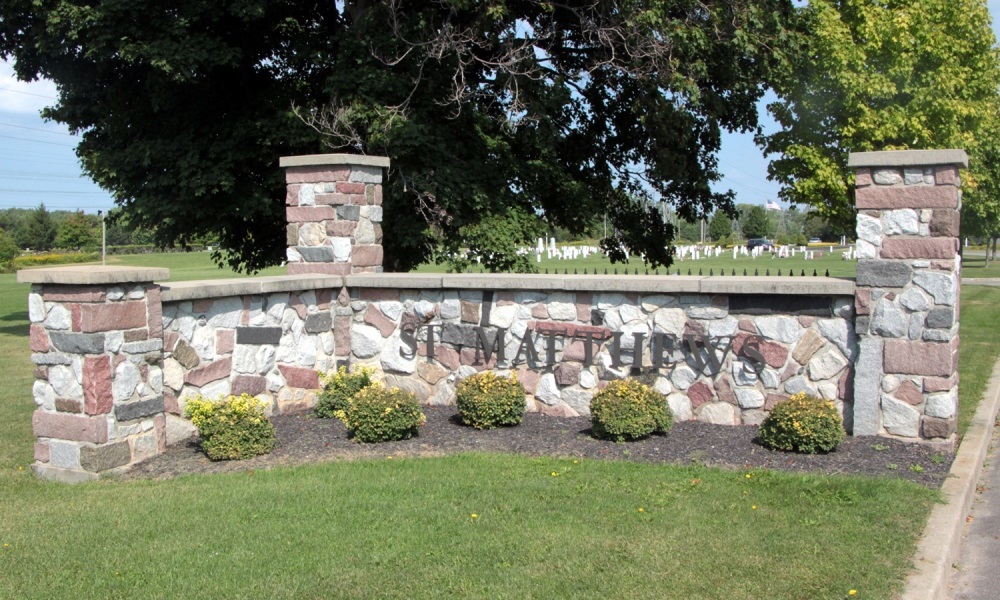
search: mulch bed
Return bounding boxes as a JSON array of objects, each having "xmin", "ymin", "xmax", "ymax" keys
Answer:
[{"xmin": 123, "ymin": 406, "xmax": 954, "ymax": 487}]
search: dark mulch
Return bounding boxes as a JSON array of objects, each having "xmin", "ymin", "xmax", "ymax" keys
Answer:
[{"xmin": 123, "ymin": 406, "xmax": 954, "ymax": 487}]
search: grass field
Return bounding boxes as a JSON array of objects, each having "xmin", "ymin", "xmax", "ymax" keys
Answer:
[{"xmin": 3, "ymin": 252, "xmax": 999, "ymax": 598}]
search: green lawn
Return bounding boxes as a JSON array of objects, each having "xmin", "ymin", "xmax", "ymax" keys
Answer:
[{"xmin": 6, "ymin": 252, "xmax": 1000, "ymax": 599}]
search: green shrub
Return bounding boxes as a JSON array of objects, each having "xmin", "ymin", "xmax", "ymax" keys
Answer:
[
  {"xmin": 184, "ymin": 394, "xmax": 275, "ymax": 460},
  {"xmin": 590, "ymin": 379, "xmax": 672, "ymax": 442},
  {"xmin": 456, "ymin": 371, "xmax": 526, "ymax": 429},
  {"xmin": 316, "ymin": 365, "xmax": 375, "ymax": 419},
  {"xmin": 345, "ymin": 383, "xmax": 426, "ymax": 443},
  {"xmin": 759, "ymin": 392, "xmax": 845, "ymax": 454}
]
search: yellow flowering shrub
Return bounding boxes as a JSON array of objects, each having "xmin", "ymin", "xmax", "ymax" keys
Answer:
[
  {"xmin": 456, "ymin": 372, "xmax": 526, "ymax": 429},
  {"xmin": 759, "ymin": 392, "xmax": 845, "ymax": 454},
  {"xmin": 590, "ymin": 379, "xmax": 672, "ymax": 442},
  {"xmin": 345, "ymin": 383, "xmax": 426, "ymax": 443},
  {"xmin": 316, "ymin": 365, "xmax": 375, "ymax": 418},
  {"xmin": 183, "ymin": 394, "xmax": 275, "ymax": 460}
]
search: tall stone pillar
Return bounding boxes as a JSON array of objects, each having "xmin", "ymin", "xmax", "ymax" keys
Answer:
[
  {"xmin": 850, "ymin": 149, "xmax": 965, "ymax": 442},
  {"xmin": 281, "ymin": 154, "xmax": 391, "ymax": 275},
  {"xmin": 18, "ymin": 266, "xmax": 170, "ymax": 482}
]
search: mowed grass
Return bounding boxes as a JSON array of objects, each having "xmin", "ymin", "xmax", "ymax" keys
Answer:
[
  {"xmin": 6, "ymin": 252, "xmax": 1000, "ymax": 599},
  {"xmin": 957, "ymin": 285, "xmax": 1000, "ymax": 436}
]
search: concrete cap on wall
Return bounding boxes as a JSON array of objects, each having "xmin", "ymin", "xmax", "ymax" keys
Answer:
[
  {"xmin": 16, "ymin": 266, "xmax": 170, "ymax": 285},
  {"xmin": 847, "ymin": 149, "xmax": 968, "ymax": 169},
  {"xmin": 278, "ymin": 154, "xmax": 391, "ymax": 168}
]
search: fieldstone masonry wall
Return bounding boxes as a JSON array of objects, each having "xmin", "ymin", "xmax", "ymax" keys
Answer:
[
  {"xmin": 282, "ymin": 154, "xmax": 390, "ymax": 276},
  {"xmin": 850, "ymin": 149, "xmax": 966, "ymax": 440},
  {"xmin": 20, "ymin": 267, "xmax": 169, "ymax": 482},
  {"xmin": 18, "ymin": 149, "xmax": 966, "ymax": 482}
]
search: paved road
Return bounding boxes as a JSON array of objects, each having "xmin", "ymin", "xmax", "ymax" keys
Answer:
[
  {"xmin": 962, "ymin": 278, "xmax": 1000, "ymax": 287},
  {"xmin": 950, "ymin": 425, "xmax": 1000, "ymax": 599}
]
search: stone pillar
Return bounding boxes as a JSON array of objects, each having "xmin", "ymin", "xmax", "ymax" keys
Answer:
[
  {"xmin": 280, "ymin": 154, "xmax": 390, "ymax": 276},
  {"xmin": 849, "ymin": 149, "xmax": 965, "ymax": 442},
  {"xmin": 17, "ymin": 266, "xmax": 169, "ymax": 482}
]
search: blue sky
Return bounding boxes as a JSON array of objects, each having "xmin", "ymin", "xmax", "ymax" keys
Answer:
[{"xmin": 2, "ymin": 3, "xmax": 999, "ymax": 214}]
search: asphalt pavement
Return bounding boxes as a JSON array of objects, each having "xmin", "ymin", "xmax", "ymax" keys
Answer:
[{"xmin": 949, "ymin": 424, "xmax": 1000, "ymax": 599}]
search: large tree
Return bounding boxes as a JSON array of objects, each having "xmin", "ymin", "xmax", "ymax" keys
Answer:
[
  {"xmin": 758, "ymin": 0, "xmax": 1000, "ymax": 233},
  {"xmin": 2, "ymin": 0, "xmax": 794, "ymax": 272}
]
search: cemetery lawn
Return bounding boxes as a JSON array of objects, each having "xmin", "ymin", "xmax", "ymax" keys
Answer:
[{"xmin": 0, "ymin": 256, "xmax": 996, "ymax": 599}]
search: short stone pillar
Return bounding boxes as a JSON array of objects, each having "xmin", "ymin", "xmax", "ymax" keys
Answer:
[
  {"xmin": 17, "ymin": 266, "xmax": 169, "ymax": 482},
  {"xmin": 281, "ymin": 154, "xmax": 390, "ymax": 275},
  {"xmin": 850, "ymin": 149, "xmax": 965, "ymax": 442}
]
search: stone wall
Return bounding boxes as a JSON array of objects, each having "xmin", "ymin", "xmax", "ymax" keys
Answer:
[{"xmin": 850, "ymin": 150, "xmax": 965, "ymax": 440}]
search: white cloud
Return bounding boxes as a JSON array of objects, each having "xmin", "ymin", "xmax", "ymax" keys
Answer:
[{"xmin": 0, "ymin": 59, "xmax": 59, "ymax": 116}]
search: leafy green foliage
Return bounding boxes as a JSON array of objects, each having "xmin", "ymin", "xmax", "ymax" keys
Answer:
[
  {"xmin": 707, "ymin": 211, "xmax": 733, "ymax": 242},
  {"xmin": 315, "ymin": 366, "xmax": 374, "ymax": 419},
  {"xmin": 345, "ymin": 383, "xmax": 425, "ymax": 443},
  {"xmin": 759, "ymin": 0, "xmax": 1000, "ymax": 232},
  {"xmin": 444, "ymin": 208, "xmax": 545, "ymax": 273},
  {"xmin": 23, "ymin": 204, "xmax": 57, "ymax": 252},
  {"xmin": 455, "ymin": 372, "xmax": 526, "ymax": 430},
  {"xmin": 184, "ymin": 394, "xmax": 276, "ymax": 460},
  {"xmin": 740, "ymin": 205, "xmax": 773, "ymax": 240},
  {"xmin": 54, "ymin": 211, "xmax": 98, "ymax": 250},
  {"xmin": 0, "ymin": 228, "xmax": 19, "ymax": 269},
  {"xmin": 590, "ymin": 379, "xmax": 672, "ymax": 442},
  {"xmin": 1, "ymin": 0, "xmax": 795, "ymax": 273},
  {"xmin": 759, "ymin": 393, "xmax": 845, "ymax": 454}
]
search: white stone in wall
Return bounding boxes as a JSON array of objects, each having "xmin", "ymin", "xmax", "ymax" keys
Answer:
[
  {"xmin": 275, "ymin": 334, "xmax": 298, "ymax": 364},
  {"xmin": 113, "ymin": 361, "xmax": 141, "ymax": 402},
  {"xmin": 708, "ymin": 317, "xmax": 738, "ymax": 337},
  {"xmin": 489, "ymin": 304, "xmax": 518, "ymax": 329},
  {"xmin": 413, "ymin": 300, "xmax": 435, "ymax": 321},
  {"xmin": 106, "ymin": 286, "xmax": 125, "ymax": 301},
  {"xmin": 808, "ymin": 348, "xmax": 848, "ymax": 381},
  {"xmin": 110, "ymin": 421, "xmax": 141, "ymax": 440},
  {"xmin": 882, "ymin": 209, "xmax": 919, "ymax": 235},
  {"xmin": 535, "ymin": 373, "xmax": 561, "ymax": 405},
  {"xmin": 440, "ymin": 298, "xmax": 461, "ymax": 320},
  {"xmin": 355, "ymin": 218, "xmax": 376, "ymax": 245},
  {"xmin": 28, "ymin": 293, "xmax": 45, "ymax": 322},
  {"xmin": 457, "ymin": 365, "xmax": 478, "ymax": 379},
  {"xmin": 127, "ymin": 285, "xmax": 145, "ymax": 300},
  {"xmin": 619, "ymin": 322, "xmax": 650, "ymax": 350},
  {"xmin": 641, "ymin": 295, "xmax": 675, "ymax": 311},
  {"xmin": 149, "ymin": 366, "xmax": 163, "ymax": 394},
  {"xmin": 735, "ymin": 388, "xmax": 765, "ymax": 409},
  {"xmin": 856, "ymin": 214, "xmax": 882, "ymax": 246},
  {"xmin": 602, "ymin": 308, "xmax": 623, "ymax": 331},
  {"xmin": 881, "ymin": 394, "xmax": 920, "ymax": 437},
  {"xmin": 174, "ymin": 315, "xmax": 197, "ymax": 342},
  {"xmin": 818, "ymin": 382, "xmax": 838, "ymax": 400},
  {"xmin": 200, "ymin": 378, "xmax": 231, "ymax": 400},
  {"xmin": 103, "ymin": 330, "xmax": 123, "ymax": 354},
  {"xmin": 233, "ymin": 346, "xmax": 257, "ymax": 374},
  {"xmin": 249, "ymin": 312, "xmax": 269, "ymax": 327},
  {"xmin": 279, "ymin": 308, "xmax": 298, "ymax": 334},
  {"xmin": 380, "ymin": 335, "xmax": 416, "ymax": 374},
  {"xmin": 652, "ymin": 308, "xmax": 686, "ymax": 336},
  {"xmin": 43, "ymin": 303, "xmax": 71, "ymax": 330},
  {"xmin": 298, "ymin": 291, "xmax": 317, "ymax": 314},
  {"xmin": 205, "ymin": 297, "xmax": 243, "ymax": 328},
  {"xmin": 733, "ymin": 360, "xmax": 759, "ymax": 386},
  {"xmin": 873, "ymin": 169, "xmax": 903, "ymax": 185},
  {"xmin": 71, "ymin": 355, "xmax": 82, "ymax": 383},
  {"xmin": 670, "ymin": 365, "xmax": 697, "ymax": 390},
  {"xmin": 163, "ymin": 358, "xmax": 184, "ymax": 391},
  {"xmin": 596, "ymin": 293, "xmax": 625, "ymax": 309},
  {"xmin": 320, "ymin": 331, "xmax": 335, "ymax": 355},
  {"xmin": 685, "ymin": 304, "xmax": 727, "ymax": 319},
  {"xmin": 597, "ymin": 354, "xmax": 626, "ymax": 380},
  {"xmin": 48, "ymin": 365, "xmax": 81, "ymax": 399},
  {"xmin": 299, "ymin": 184, "xmax": 315, "ymax": 206},
  {"xmin": 856, "ymin": 239, "xmax": 877, "ymax": 259},
  {"xmin": 266, "ymin": 369, "xmax": 284, "ymax": 392},
  {"xmin": 618, "ymin": 303, "xmax": 644, "ymax": 324},
  {"xmin": 377, "ymin": 301, "xmax": 403, "ymax": 321},
  {"xmin": 756, "ymin": 316, "xmax": 803, "ymax": 344},
  {"xmin": 667, "ymin": 393, "xmax": 693, "ymax": 421},
  {"xmin": 297, "ymin": 335, "xmax": 317, "ymax": 367},
  {"xmin": 48, "ymin": 440, "xmax": 81, "ymax": 470},
  {"xmin": 192, "ymin": 326, "xmax": 215, "ymax": 361},
  {"xmin": 817, "ymin": 319, "xmax": 854, "ymax": 360},
  {"xmin": 352, "ymin": 325, "xmax": 384, "ymax": 359},
  {"xmin": 881, "ymin": 375, "xmax": 900, "ymax": 392},
  {"xmin": 925, "ymin": 389, "xmax": 957, "ymax": 419},
  {"xmin": 698, "ymin": 402, "xmax": 736, "ymax": 425},
  {"xmin": 579, "ymin": 370, "xmax": 598, "ymax": 389},
  {"xmin": 760, "ymin": 368, "xmax": 780, "ymax": 389},
  {"xmin": 299, "ymin": 222, "xmax": 325, "ymax": 246},
  {"xmin": 256, "ymin": 345, "xmax": 276, "ymax": 374},
  {"xmin": 832, "ymin": 298, "xmax": 853, "ymax": 318},
  {"xmin": 899, "ymin": 288, "xmax": 930, "ymax": 312},
  {"xmin": 913, "ymin": 272, "xmax": 956, "ymax": 306},
  {"xmin": 784, "ymin": 376, "xmax": 817, "ymax": 397},
  {"xmin": 562, "ymin": 388, "xmax": 592, "ymax": 415},
  {"xmin": 32, "ymin": 380, "xmax": 55, "ymax": 410},
  {"xmin": 871, "ymin": 299, "xmax": 907, "ymax": 338},
  {"xmin": 653, "ymin": 376, "xmax": 671, "ymax": 395}
]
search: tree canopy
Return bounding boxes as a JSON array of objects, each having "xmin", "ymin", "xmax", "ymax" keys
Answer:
[
  {"xmin": 758, "ymin": 0, "xmax": 1000, "ymax": 233},
  {"xmin": 1, "ymin": 0, "xmax": 794, "ymax": 272}
]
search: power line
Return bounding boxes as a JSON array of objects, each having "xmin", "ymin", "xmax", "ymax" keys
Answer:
[
  {"xmin": 0, "ymin": 133, "xmax": 75, "ymax": 147},
  {"xmin": 0, "ymin": 121, "xmax": 75, "ymax": 136},
  {"xmin": 0, "ymin": 86, "xmax": 57, "ymax": 100},
  {"xmin": 0, "ymin": 188, "xmax": 108, "ymax": 194}
]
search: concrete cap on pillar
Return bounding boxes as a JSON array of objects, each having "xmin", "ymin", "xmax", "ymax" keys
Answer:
[
  {"xmin": 279, "ymin": 154, "xmax": 391, "ymax": 168},
  {"xmin": 847, "ymin": 149, "xmax": 968, "ymax": 169},
  {"xmin": 17, "ymin": 266, "xmax": 170, "ymax": 285}
]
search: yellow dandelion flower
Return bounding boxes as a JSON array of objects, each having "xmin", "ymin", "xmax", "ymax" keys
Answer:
[
  {"xmin": 638, "ymin": 507, "xmax": 645, "ymax": 513},
  {"xmin": 745, "ymin": 473, "xmax": 752, "ymax": 479},
  {"xmin": 551, "ymin": 471, "xmax": 559, "ymax": 477},
  {"xmin": 849, "ymin": 591, "xmax": 857, "ymax": 596},
  {"xmin": 752, "ymin": 505, "xmax": 757, "ymax": 510},
  {"xmin": 470, "ymin": 513, "xmax": 478, "ymax": 519}
]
